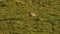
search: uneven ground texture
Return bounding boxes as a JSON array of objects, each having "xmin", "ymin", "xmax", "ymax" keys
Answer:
[{"xmin": 0, "ymin": 0, "xmax": 60, "ymax": 34}]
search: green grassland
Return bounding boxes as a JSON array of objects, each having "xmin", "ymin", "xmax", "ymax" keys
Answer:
[{"xmin": 0, "ymin": 0, "xmax": 60, "ymax": 34}]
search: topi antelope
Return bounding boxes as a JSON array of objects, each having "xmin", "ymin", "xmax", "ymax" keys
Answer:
[
  {"xmin": 28, "ymin": 12, "xmax": 40, "ymax": 21},
  {"xmin": 28, "ymin": 12, "xmax": 36, "ymax": 18}
]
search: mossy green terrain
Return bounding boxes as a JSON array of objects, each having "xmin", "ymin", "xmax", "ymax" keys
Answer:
[{"xmin": 0, "ymin": 0, "xmax": 60, "ymax": 34}]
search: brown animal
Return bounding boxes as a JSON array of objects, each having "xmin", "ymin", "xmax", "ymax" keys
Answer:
[
  {"xmin": 28, "ymin": 12, "xmax": 36, "ymax": 18},
  {"xmin": 28, "ymin": 12, "xmax": 40, "ymax": 21}
]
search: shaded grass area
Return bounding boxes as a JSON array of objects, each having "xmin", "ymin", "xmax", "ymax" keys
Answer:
[{"xmin": 0, "ymin": 0, "xmax": 60, "ymax": 34}]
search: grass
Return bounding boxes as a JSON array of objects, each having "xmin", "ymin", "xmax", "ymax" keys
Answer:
[{"xmin": 0, "ymin": 0, "xmax": 60, "ymax": 34}]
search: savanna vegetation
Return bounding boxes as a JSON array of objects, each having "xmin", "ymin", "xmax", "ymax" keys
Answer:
[{"xmin": 0, "ymin": 0, "xmax": 60, "ymax": 34}]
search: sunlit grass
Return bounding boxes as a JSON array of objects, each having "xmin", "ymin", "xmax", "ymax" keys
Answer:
[{"xmin": 0, "ymin": 0, "xmax": 60, "ymax": 34}]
